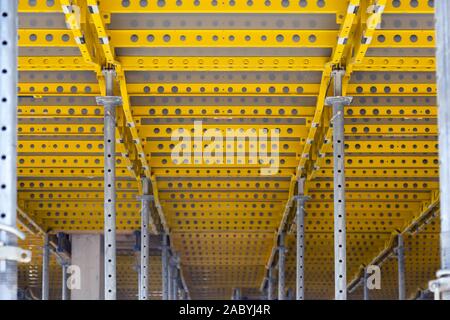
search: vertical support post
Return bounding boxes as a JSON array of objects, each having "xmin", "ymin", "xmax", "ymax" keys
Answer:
[
  {"xmin": 0, "ymin": 0, "xmax": 18, "ymax": 301},
  {"xmin": 103, "ymin": 71, "xmax": 116, "ymax": 301},
  {"xmin": 397, "ymin": 234, "xmax": 406, "ymax": 300},
  {"xmin": 168, "ymin": 254, "xmax": 178, "ymax": 300},
  {"xmin": 96, "ymin": 69, "xmax": 122, "ymax": 300},
  {"xmin": 267, "ymin": 267, "xmax": 274, "ymax": 300},
  {"xmin": 287, "ymin": 288, "xmax": 294, "ymax": 300},
  {"xmin": 363, "ymin": 267, "xmax": 369, "ymax": 301},
  {"xmin": 168, "ymin": 255, "xmax": 173, "ymax": 300},
  {"xmin": 137, "ymin": 264, "xmax": 141, "ymax": 299},
  {"xmin": 296, "ymin": 179, "xmax": 308, "ymax": 300},
  {"xmin": 278, "ymin": 232, "xmax": 286, "ymax": 300},
  {"xmin": 325, "ymin": 69, "xmax": 352, "ymax": 300},
  {"xmin": 161, "ymin": 233, "xmax": 169, "ymax": 300},
  {"xmin": 139, "ymin": 178, "xmax": 151, "ymax": 300},
  {"xmin": 172, "ymin": 267, "xmax": 179, "ymax": 301},
  {"xmin": 42, "ymin": 233, "xmax": 50, "ymax": 300},
  {"xmin": 432, "ymin": 0, "xmax": 450, "ymax": 300},
  {"xmin": 62, "ymin": 263, "xmax": 68, "ymax": 300},
  {"xmin": 133, "ymin": 230, "xmax": 141, "ymax": 299},
  {"xmin": 232, "ymin": 288, "xmax": 241, "ymax": 300}
]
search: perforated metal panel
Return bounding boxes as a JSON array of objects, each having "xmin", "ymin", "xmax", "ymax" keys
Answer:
[{"xmin": 15, "ymin": 0, "xmax": 439, "ymax": 300}]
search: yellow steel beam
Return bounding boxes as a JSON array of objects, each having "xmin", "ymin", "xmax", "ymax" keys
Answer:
[
  {"xmin": 85, "ymin": 0, "xmax": 117, "ymax": 65},
  {"xmin": 16, "ymin": 82, "xmax": 437, "ymax": 96},
  {"xmin": 349, "ymin": 0, "xmax": 387, "ymax": 67},
  {"xmin": 56, "ymin": 0, "xmax": 143, "ymax": 185},
  {"xmin": 18, "ymin": 29, "xmax": 436, "ymax": 48},
  {"xmin": 18, "ymin": 0, "xmax": 435, "ymax": 14},
  {"xmin": 59, "ymin": 0, "xmax": 102, "ymax": 70},
  {"xmin": 330, "ymin": 0, "xmax": 360, "ymax": 65},
  {"xmin": 307, "ymin": 0, "xmax": 393, "ymax": 180},
  {"xmin": 18, "ymin": 104, "xmax": 437, "ymax": 118},
  {"xmin": 17, "ymin": 167, "xmax": 133, "ymax": 178},
  {"xmin": 18, "ymin": 56, "xmax": 436, "ymax": 72}
]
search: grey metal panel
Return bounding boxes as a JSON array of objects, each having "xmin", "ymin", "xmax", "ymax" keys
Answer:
[
  {"xmin": 125, "ymin": 71, "xmax": 322, "ymax": 84},
  {"xmin": 345, "ymin": 118, "xmax": 437, "ymax": 125},
  {"xmin": 18, "ymin": 12, "xmax": 67, "ymax": 29},
  {"xmin": 345, "ymin": 136, "xmax": 437, "ymax": 141},
  {"xmin": 109, "ymin": 13, "xmax": 339, "ymax": 30},
  {"xmin": 130, "ymin": 96, "xmax": 318, "ymax": 106},
  {"xmin": 19, "ymin": 47, "xmax": 82, "ymax": 57},
  {"xmin": 116, "ymin": 47, "xmax": 332, "ymax": 57},
  {"xmin": 381, "ymin": 14, "xmax": 435, "ymax": 30},
  {"xmin": 351, "ymin": 72, "xmax": 436, "ymax": 84},
  {"xmin": 366, "ymin": 48, "xmax": 435, "ymax": 57},
  {"xmin": 140, "ymin": 117, "xmax": 306, "ymax": 125},
  {"xmin": 351, "ymin": 96, "xmax": 436, "ymax": 106},
  {"xmin": 19, "ymin": 71, "xmax": 98, "ymax": 83}
]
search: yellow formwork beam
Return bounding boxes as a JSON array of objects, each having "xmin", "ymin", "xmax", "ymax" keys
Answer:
[
  {"xmin": 17, "ymin": 29, "xmax": 437, "ymax": 48},
  {"xmin": 18, "ymin": 56, "xmax": 436, "ymax": 72},
  {"xmin": 18, "ymin": 0, "xmax": 436, "ymax": 14},
  {"xmin": 16, "ymin": 82, "xmax": 437, "ymax": 96}
]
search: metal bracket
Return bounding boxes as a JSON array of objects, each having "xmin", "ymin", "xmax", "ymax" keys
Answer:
[
  {"xmin": 136, "ymin": 195, "xmax": 155, "ymax": 201},
  {"xmin": 429, "ymin": 270, "xmax": 450, "ymax": 300},
  {"xmin": 0, "ymin": 243, "xmax": 32, "ymax": 265},
  {"xmin": 293, "ymin": 195, "xmax": 311, "ymax": 202},
  {"xmin": 329, "ymin": 110, "xmax": 343, "ymax": 124},
  {"xmin": 0, "ymin": 223, "xmax": 26, "ymax": 240},
  {"xmin": 96, "ymin": 96, "xmax": 123, "ymax": 107},
  {"xmin": 325, "ymin": 96, "xmax": 353, "ymax": 108}
]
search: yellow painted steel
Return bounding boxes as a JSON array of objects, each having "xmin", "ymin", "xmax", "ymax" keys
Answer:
[
  {"xmin": 18, "ymin": 29, "xmax": 436, "ymax": 48},
  {"xmin": 16, "ymin": 0, "xmax": 440, "ymax": 300},
  {"xmin": 19, "ymin": 56, "xmax": 436, "ymax": 72}
]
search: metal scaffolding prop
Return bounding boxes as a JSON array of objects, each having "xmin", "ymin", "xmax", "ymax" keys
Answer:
[
  {"xmin": 173, "ymin": 261, "xmax": 179, "ymax": 301},
  {"xmin": 0, "ymin": 0, "xmax": 30, "ymax": 301},
  {"xmin": 168, "ymin": 254, "xmax": 174, "ymax": 300},
  {"xmin": 41, "ymin": 233, "xmax": 49, "ymax": 300},
  {"xmin": 325, "ymin": 69, "xmax": 353, "ymax": 300},
  {"xmin": 397, "ymin": 234, "xmax": 406, "ymax": 300},
  {"xmin": 267, "ymin": 267, "xmax": 274, "ymax": 300},
  {"xmin": 62, "ymin": 263, "xmax": 68, "ymax": 300},
  {"xmin": 430, "ymin": 0, "xmax": 450, "ymax": 300},
  {"xmin": 96, "ymin": 69, "xmax": 122, "ymax": 300},
  {"xmin": 139, "ymin": 178, "xmax": 152, "ymax": 300},
  {"xmin": 296, "ymin": 178, "xmax": 308, "ymax": 300},
  {"xmin": 162, "ymin": 233, "xmax": 169, "ymax": 300},
  {"xmin": 232, "ymin": 288, "xmax": 241, "ymax": 300},
  {"xmin": 278, "ymin": 232, "xmax": 286, "ymax": 300},
  {"xmin": 169, "ymin": 253, "xmax": 179, "ymax": 300}
]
